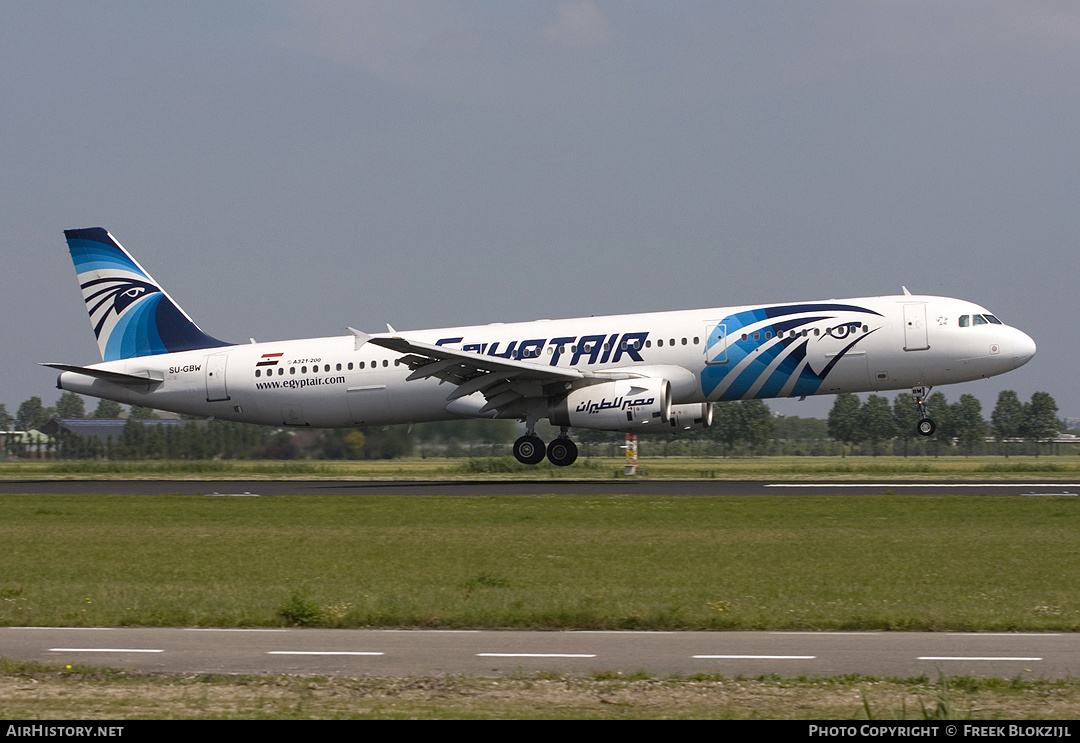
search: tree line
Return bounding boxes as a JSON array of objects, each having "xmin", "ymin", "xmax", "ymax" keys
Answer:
[
  {"xmin": 824, "ymin": 390, "xmax": 1064, "ymax": 457},
  {"xmin": 1, "ymin": 389, "xmax": 1070, "ymax": 460}
]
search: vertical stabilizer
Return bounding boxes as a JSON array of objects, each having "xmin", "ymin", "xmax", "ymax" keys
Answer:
[{"xmin": 64, "ymin": 227, "xmax": 230, "ymax": 361}]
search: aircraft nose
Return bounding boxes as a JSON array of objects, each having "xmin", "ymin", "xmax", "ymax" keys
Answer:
[{"xmin": 1012, "ymin": 329, "xmax": 1036, "ymax": 369}]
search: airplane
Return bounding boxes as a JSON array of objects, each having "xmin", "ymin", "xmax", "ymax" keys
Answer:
[{"xmin": 45, "ymin": 227, "xmax": 1037, "ymax": 466}]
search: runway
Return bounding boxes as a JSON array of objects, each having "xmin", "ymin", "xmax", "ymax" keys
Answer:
[
  {"xmin": 2, "ymin": 479, "xmax": 1079, "ymax": 496},
  {"xmin": 1, "ymin": 627, "xmax": 1074, "ymax": 679}
]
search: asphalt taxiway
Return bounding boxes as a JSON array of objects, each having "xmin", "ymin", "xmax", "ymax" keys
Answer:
[
  {"xmin": 2, "ymin": 627, "xmax": 1075, "ymax": 679},
  {"xmin": 2, "ymin": 479, "xmax": 1079, "ymax": 496}
]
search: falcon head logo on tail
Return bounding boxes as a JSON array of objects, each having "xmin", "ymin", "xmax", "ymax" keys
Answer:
[{"xmin": 64, "ymin": 228, "xmax": 229, "ymax": 361}]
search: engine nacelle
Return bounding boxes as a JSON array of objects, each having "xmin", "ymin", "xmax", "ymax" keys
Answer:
[
  {"xmin": 666, "ymin": 403, "xmax": 713, "ymax": 432},
  {"xmin": 549, "ymin": 378, "xmax": 671, "ymax": 433}
]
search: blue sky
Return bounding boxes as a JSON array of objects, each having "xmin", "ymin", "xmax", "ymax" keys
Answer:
[{"xmin": 2, "ymin": 1, "xmax": 1076, "ymax": 420}]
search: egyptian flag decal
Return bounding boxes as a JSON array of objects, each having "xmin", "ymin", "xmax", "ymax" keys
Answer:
[{"xmin": 257, "ymin": 352, "xmax": 283, "ymax": 367}]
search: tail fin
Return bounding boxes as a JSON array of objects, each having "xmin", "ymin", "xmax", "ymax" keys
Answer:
[{"xmin": 64, "ymin": 227, "xmax": 230, "ymax": 361}]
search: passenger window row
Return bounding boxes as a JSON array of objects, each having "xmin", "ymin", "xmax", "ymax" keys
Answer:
[
  {"xmin": 253, "ymin": 332, "xmax": 732, "ymax": 378},
  {"xmin": 649, "ymin": 337, "xmax": 699, "ymax": 347},
  {"xmin": 255, "ymin": 359, "xmax": 401, "ymax": 377},
  {"xmin": 739, "ymin": 325, "xmax": 869, "ymax": 342}
]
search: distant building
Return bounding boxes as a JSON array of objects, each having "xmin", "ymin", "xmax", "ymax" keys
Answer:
[
  {"xmin": 39, "ymin": 418, "xmax": 185, "ymax": 445},
  {"xmin": 1, "ymin": 429, "xmax": 53, "ymax": 458}
]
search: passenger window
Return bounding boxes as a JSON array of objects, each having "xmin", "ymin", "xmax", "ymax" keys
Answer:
[
  {"xmin": 658, "ymin": 339, "xmax": 664, "ymax": 347},
  {"xmin": 753, "ymin": 332, "xmax": 760, "ymax": 341},
  {"xmin": 255, "ymin": 369, "xmax": 261, "ymax": 377},
  {"xmin": 764, "ymin": 331, "xmax": 772, "ymax": 340}
]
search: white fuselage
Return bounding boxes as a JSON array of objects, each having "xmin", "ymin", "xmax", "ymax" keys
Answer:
[{"xmin": 56, "ymin": 294, "xmax": 1036, "ymax": 429}]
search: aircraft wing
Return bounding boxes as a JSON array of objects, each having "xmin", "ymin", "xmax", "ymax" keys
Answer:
[{"xmin": 350, "ymin": 329, "xmax": 640, "ymax": 417}]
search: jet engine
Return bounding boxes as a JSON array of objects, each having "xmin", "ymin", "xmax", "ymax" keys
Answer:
[
  {"xmin": 667, "ymin": 403, "xmax": 713, "ymax": 431},
  {"xmin": 549, "ymin": 378, "xmax": 671, "ymax": 433}
]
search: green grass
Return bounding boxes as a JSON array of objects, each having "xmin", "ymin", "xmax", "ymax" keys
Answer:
[
  {"xmin": 3, "ymin": 455, "xmax": 1079, "ymax": 480},
  {"xmin": 0, "ymin": 492, "xmax": 1077, "ymax": 630}
]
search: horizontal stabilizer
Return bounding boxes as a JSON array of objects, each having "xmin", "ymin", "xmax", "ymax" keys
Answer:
[{"xmin": 40, "ymin": 363, "xmax": 164, "ymax": 385}]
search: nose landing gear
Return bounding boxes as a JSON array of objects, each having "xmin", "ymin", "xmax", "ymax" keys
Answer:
[{"xmin": 912, "ymin": 386, "xmax": 936, "ymax": 436}]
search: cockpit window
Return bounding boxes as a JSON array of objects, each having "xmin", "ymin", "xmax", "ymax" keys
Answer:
[
  {"xmin": 958, "ymin": 315, "xmax": 970, "ymax": 327},
  {"xmin": 973, "ymin": 314, "xmax": 988, "ymax": 326},
  {"xmin": 985, "ymin": 314, "xmax": 1002, "ymax": 324}
]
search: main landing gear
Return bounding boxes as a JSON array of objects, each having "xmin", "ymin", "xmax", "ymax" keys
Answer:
[
  {"xmin": 545, "ymin": 436, "xmax": 578, "ymax": 467},
  {"xmin": 513, "ymin": 426, "xmax": 579, "ymax": 467},
  {"xmin": 512, "ymin": 434, "xmax": 546, "ymax": 465},
  {"xmin": 912, "ymin": 386, "xmax": 936, "ymax": 436}
]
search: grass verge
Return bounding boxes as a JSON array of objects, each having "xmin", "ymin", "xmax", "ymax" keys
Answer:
[
  {"xmin": 0, "ymin": 492, "xmax": 1077, "ymax": 630},
  {"xmin": 1, "ymin": 660, "xmax": 1078, "ymax": 719}
]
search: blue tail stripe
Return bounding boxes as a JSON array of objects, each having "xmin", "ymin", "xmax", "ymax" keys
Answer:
[
  {"xmin": 67, "ymin": 238, "xmax": 146, "ymax": 276},
  {"xmin": 105, "ymin": 293, "xmax": 167, "ymax": 360}
]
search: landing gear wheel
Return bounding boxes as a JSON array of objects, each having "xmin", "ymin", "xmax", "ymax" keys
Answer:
[
  {"xmin": 911, "ymin": 386, "xmax": 936, "ymax": 438},
  {"xmin": 546, "ymin": 438, "xmax": 578, "ymax": 467},
  {"xmin": 513, "ymin": 435, "xmax": 546, "ymax": 465}
]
